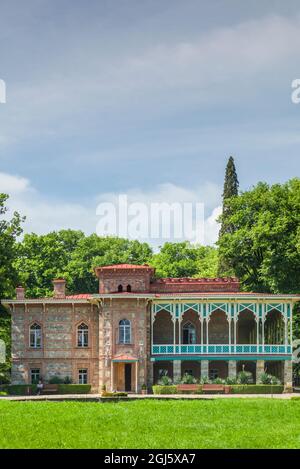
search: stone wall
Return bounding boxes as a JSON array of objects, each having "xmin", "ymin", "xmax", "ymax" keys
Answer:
[
  {"xmin": 99, "ymin": 298, "xmax": 149, "ymax": 392},
  {"xmin": 11, "ymin": 302, "xmax": 100, "ymax": 392}
]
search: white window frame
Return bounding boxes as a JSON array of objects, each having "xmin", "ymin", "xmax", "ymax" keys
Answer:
[
  {"xmin": 77, "ymin": 323, "xmax": 89, "ymax": 348},
  {"xmin": 29, "ymin": 323, "xmax": 42, "ymax": 348},
  {"xmin": 78, "ymin": 368, "xmax": 88, "ymax": 384},
  {"xmin": 119, "ymin": 319, "xmax": 131, "ymax": 344}
]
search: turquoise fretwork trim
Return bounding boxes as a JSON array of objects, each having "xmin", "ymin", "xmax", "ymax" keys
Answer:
[
  {"xmin": 151, "ymin": 355, "xmax": 292, "ymax": 362},
  {"xmin": 153, "ymin": 301, "xmax": 292, "ymax": 319}
]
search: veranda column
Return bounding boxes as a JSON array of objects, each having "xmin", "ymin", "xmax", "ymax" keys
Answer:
[
  {"xmin": 262, "ymin": 304, "xmax": 265, "ymax": 348},
  {"xmin": 173, "ymin": 360, "xmax": 181, "ymax": 383},
  {"xmin": 201, "ymin": 360, "xmax": 209, "ymax": 379},
  {"xmin": 148, "ymin": 361, "xmax": 154, "ymax": 387},
  {"xmin": 228, "ymin": 360, "xmax": 236, "ymax": 379},
  {"xmin": 283, "ymin": 360, "xmax": 293, "ymax": 387},
  {"xmin": 200, "ymin": 319, "xmax": 203, "ymax": 345},
  {"xmin": 206, "ymin": 319, "xmax": 209, "ymax": 345},
  {"xmin": 284, "ymin": 316, "xmax": 288, "ymax": 353},
  {"xmin": 256, "ymin": 360, "xmax": 265, "ymax": 384},
  {"xmin": 234, "ymin": 304, "xmax": 237, "ymax": 349}
]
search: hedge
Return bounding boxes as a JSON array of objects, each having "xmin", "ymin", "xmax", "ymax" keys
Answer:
[
  {"xmin": 56, "ymin": 384, "xmax": 91, "ymax": 394},
  {"xmin": 0, "ymin": 384, "xmax": 91, "ymax": 395},
  {"xmin": 101, "ymin": 391, "xmax": 128, "ymax": 397},
  {"xmin": 230, "ymin": 385, "xmax": 284, "ymax": 394},
  {"xmin": 152, "ymin": 385, "xmax": 177, "ymax": 395},
  {"xmin": 5, "ymin": 385, "xmax": 37, "ymax": 395}
]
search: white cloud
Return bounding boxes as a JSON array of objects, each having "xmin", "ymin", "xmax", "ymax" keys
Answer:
[
  {"xmin": 2, "ymin": 172, "xmax": 221, "ymax": 246},
  {"xmin": 0, "ymin": 172, "xmax": 31, "ymax": 194}
]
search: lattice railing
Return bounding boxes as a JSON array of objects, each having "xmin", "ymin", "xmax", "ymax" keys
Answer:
[{"xmin": 151, "ymin": 344, "xmax": 292, "ymax": 355}]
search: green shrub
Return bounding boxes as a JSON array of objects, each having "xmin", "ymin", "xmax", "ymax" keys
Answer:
[
  {"xmin": 157, "ymin": 375, "xmax": 173, "ymax": 386},
  {"xmin": 225, "ymin": 377, "xmax": 238, "ymax": 385},
  {"xmin": 7, "ymin": 385, "xmax": 37, "ymax": 395},
  {"xmin": 63, "ymin": 376, "xmax": 73, "ymax": 384},
  {"xmin": 180, "ymin": 373, "xmax": 197, "ymax": 384},
  {"xmin": 0, "ymin": 391, "xmax": 8, "ymax": 396},
  {"xmin": 152, "ymin": 385, "xmax": 177, "ymax": 395},
  {"xmin": 237, "ymin": 371, "xmax": 253, "ymax": 384},
  {"xmin": 101, "ymin": 391, "xmax": 128, "ymax": 397},
  {"xmin": 57, "ymin": 384, "xmax": 91, "ymax": 394},
  {"xmin": 48, "ymin": 376, "xmax": 65, "ymax": 384},
  {"xmin": 200, "ymin": 375, "xmax": 210, "ymax": 384},
  {"xmin": 259, "ymin": 373, "xmax": 280, "ymax": 385},
  {"xmin": 230, "ymin": 385, "xmax": 284, "ymax": 394},
  {"xmin": 212, "ymin": 378, "xmax": 225, "ymax": 384}
]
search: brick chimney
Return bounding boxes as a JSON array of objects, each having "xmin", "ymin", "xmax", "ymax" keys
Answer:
[
  {"xmin": 16, "ymin": 286, "xmax": 25, "ymax": 300},
  {"xmin": 53, "ymin": 278, "xmax": 66, "ymax": 299}
]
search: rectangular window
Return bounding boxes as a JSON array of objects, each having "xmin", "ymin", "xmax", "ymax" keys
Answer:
[
  {"xmin": 30, "ymin": 328, "xmax": 42, "ymax": 348},
  {"xmin": 78, "ymin": 369, "xmax": 88, "ymax": 384},
  {"xmin": 77, "ymin": 327, "xmax": 88, "ymax": 347},
  {"xmin": 30, "ymin": 368, "xmax": 40, "ymax": 384}
]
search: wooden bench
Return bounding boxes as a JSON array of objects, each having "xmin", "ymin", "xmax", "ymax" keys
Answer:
[
  {"xmin": 177, "ymin": 384, "xmax": 199, "ymax": 393},
  {"xmin": 202, "ymin": 384, "xmax": 225, "ymax": 394},
  {"xmin": 42, "ymin": 384, "xmax": 59, "ymax": 394}
]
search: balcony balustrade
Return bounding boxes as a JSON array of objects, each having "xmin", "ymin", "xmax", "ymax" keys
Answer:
[{"xmin": 151, "ymin": 344, "xmax": 292, "ymax": 355}]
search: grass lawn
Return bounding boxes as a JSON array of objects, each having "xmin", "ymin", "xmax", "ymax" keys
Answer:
[{"xmin": 0, "ymin": 399, "xmax": 300, "ymax": 449}]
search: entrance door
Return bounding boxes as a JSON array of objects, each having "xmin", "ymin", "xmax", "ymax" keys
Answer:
[{"xmin": 125, "ymin": 364, "xmax": 132, "ymax": 392}]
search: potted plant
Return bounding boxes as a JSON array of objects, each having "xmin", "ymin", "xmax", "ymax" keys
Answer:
[
  {"xmin": 101, "ymin": 384, "xmax": 107, "ymax": 396},
  {"xmin": 141, "ymin": 384, "xmax": 147, "ymax": 395}
]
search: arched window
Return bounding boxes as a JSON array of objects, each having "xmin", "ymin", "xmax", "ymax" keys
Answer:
[
  {"xmin": 118, "ymin": 284, "xmax": 123, "ymax": 292},
  {"xmin": 126, "ymin": 284, "xmax": 132, "ymax": 292},
  {"xmin": 77, "ymin": 323, "xmax": 89, "ymax": 347},
  {"xmin": 182, "ymin": 321, "xmax": 196, "ymax": 344},
  {"xmin": 30, "ymin": 323, "xmax": 42, "ymax": 348},
  {"xmin": 119, "ymin": 319, "xmax": 131, "ymax": 344}
]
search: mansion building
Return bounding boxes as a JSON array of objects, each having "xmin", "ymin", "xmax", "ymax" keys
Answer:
[{"xmin": 4, "ymin": 264, "xmax": 299, "ymax": 392}]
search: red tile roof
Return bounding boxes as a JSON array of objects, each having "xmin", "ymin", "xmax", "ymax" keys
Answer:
[
  {"xmin": 97, "ymin": 263, "xmax": 153, "ymax": 270},
  {"xmin": 153, "ymin": 277, "xmax": 239, "ymax": 284},
  {"xmin": 66, "ymin": 294, "xmax": 92, "ymax": 299}
]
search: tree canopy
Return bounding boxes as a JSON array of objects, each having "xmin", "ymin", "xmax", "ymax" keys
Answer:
[
  {"xmin": 217, "ymin": 178, "xmax": 300, "ymax": 293},
  {"xmin": 151, "ymin": 241, "xmax": 218, "ymax": 278},
  {"xmin": 218, "ymin": 156, "xmax": 239, "ymax": 275},
  {"xmin": 0, "ymin": 194, "xmax": 24, "ymax": 298}
]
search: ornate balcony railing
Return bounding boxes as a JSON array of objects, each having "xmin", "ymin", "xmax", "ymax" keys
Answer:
[{"xmin": 151, "ymin": 344, "xmax": 292, "ymax": 355}]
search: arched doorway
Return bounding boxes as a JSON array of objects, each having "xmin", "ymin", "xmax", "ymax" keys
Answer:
[
  {"xmin": 153, "ymin": 310, "xmax": 174, "ymax": 344},
  {"xmin": 237, "ymin": 310, "xmax": 257, "ymax": 344},
  {"xmin": 264, "ymin": 310, "xmax": 285, "ymax": 344},
  {"xmin": 208, "ymin": 310, "xmax": 229, "ymax": 344}
]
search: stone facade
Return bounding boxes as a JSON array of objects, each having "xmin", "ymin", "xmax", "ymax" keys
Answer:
[{"xmin": 6, "ymin": 263, "xmax": 298, "ymax": 392}]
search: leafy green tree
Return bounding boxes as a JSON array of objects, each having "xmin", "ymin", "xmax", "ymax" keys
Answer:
[
  {"xmin": 218, "ymin": 156, "xmax": 239, "ymax": 275},
  {"xmin": 195, "ymin": 246, "xmax": 219, "ymax": 278},
  {"xmin": 0, "ymin": 194, "xmax": 23, "ymax": 383},
  {"xmin": 217, "ymin": 178, "xmax": 300, "ymax": 293},
  {"xmin": 0, "ymin": 194, "xmax": 24, "ymax": 298},
  {"xmin": 151, "ymin": 241, "xmax": 218, "ymax": 278},
  {"xmin": 66, "ymin": 235, "xmax": 153, "ymax": 293},
  {"xmin": 0, "ymin": 305, "xmax": 11, "ymax": 384},
  {"xmin": 14, "ymin": 230, "xmax": 85, "ymax": 297}
]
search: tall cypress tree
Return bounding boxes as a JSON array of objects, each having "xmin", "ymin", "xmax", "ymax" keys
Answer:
[{"xmin": 217, "ymin": 156, "xmax": 239, "ymax": 275}]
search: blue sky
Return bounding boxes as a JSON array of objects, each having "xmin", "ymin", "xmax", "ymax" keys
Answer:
[{"xmin": 0, "ymin": 1, "xmax": 299, "ymax": 244}]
